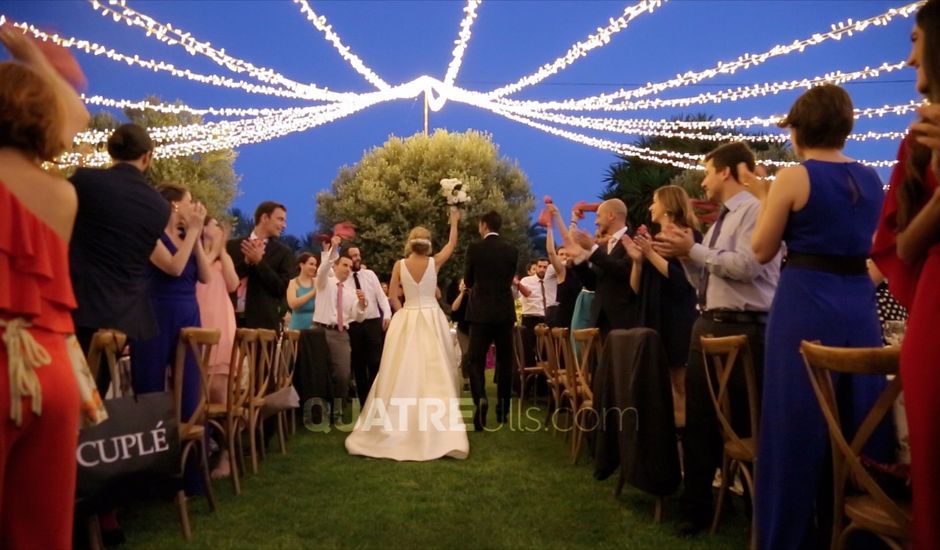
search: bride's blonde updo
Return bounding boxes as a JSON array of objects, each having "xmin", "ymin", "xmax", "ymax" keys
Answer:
[{"xmin": 404, "ymin": 226, "xmax": 433, "ymax": 256}]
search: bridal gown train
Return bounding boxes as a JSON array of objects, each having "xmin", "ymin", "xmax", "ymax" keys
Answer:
[{"xmin": 345, "ymin": 257, "xmax": 469, "ymax": 461}]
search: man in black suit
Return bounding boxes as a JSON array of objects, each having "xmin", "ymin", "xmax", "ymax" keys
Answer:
[
  {"xmin": 69, "ymin": 124, "xmax": 171, "ymax": 394},
  {"xmin": 227, "ymin": 201, "xmax": 295, "ymax": 330},
  {"xmin": 570, "ymin": 198, "xmax": 640, "ymax": 334},
  {"xmin": 464, "ymin": 211, "xmax": 519, "ymax": 430}
]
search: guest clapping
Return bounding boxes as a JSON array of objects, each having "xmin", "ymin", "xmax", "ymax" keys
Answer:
[{"xmin": 287, "ymin": 252, "xmax": 318, "ymax": 330}]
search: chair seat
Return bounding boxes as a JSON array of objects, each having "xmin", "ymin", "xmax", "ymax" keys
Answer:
[
  {"xmin": 180, "ymin": 423, "xmax": 204, "ymax": 440},
  {"xmin": 845, "ymin": 494, "xmax": 911, "ymax": 538},
  {"xmin": 724, "ymin": 437, "xmax": 756, "ymax": 461}
]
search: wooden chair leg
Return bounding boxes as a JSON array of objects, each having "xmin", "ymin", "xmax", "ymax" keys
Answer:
[
  {"xmin": 258, "ymin": 416, "xmax": 267, "ymax": 462},
  {"xmin": 289, "ymin": 408, "xmax": 297, "ymax": 435},
  {"xmin": 176, "ymin": 490, "xmax": 192, "ymax": 540},
  {"xmin": 87, "ymin": 515, "xmax": 103, "ymax": 550},
  {"xmin": 711, "ymin": 455, "xmax": 732, "ymax": 535},
  {"xmin": 229, "ymin": 425, "xmax": 242, "ymax": 496},
  {"xmin": 571, "ymin": 408, "xmax": 582, "ymax": 465},
  {"xmin": 614, "ymin": 471, "xmax": 626, "ymax": 498},
  {"xmin": 248, "ymin": 414, "xmax": 260, "ymax": 475},
  {"xmin": 653, "ymin": 497, "xmax": 665, "ymax": 523},
  {"xmin": 277, "ymin": 412, "xmax": 287, "ymax": 454},
  {"xmin": 200, "ymin": 439, "xmax": 217, "ymax": 512}
]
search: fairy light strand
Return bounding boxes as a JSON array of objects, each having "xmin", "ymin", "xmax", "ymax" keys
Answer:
[
  {"xmin": 491, "ymin": 1, "xmax": 923, "ymax": 108},
  {"xmin": 493, "ymin": 61, "xmax": 909, "ymax": 113},
  {"xmin": 292, "ymin": 0, "xmax": 391, "ymax": 90},
  {"xmin": 1, "ymin": 17, "xmax": 341, "ymax": 100},
  {"xmin": 88, "ymin": 0, "xmax": 348, "ymax": 100},
  {"xmin": 443, "ymin": 0, "xmax": 482, "ymax": 86},
  {"xmin": 487, "ymin": 0, "xmax": 666, "ymax": 98}
]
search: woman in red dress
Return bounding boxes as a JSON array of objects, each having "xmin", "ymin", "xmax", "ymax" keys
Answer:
[
  {"xmin": 871, "ymin": 1, "xmax": 940, "ymax": 546},
  {"xmin": 0, "ymin": 26, "xmax": 91, "ymax": 548}
]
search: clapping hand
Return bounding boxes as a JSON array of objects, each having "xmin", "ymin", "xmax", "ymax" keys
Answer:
[
  {"xmin": 912, "ymin": 104, "xmax": 940, "ymax": 177},
  {"xmin": 634, "ymin": 232, "xmax": 654, "ymax": 256},
  {"xmin": 737, "ymin": 162, "xmax": 771, "ymax": 199},
  {"xmin": 241, "ymin": 237, "xmax": 264, "ymax": 265},
  {"xmin": 653, "ymin": 225, "xmax": 694, "ymax": 258},
  {"xmin": 0, "ymin": 25, "xmax": 45, "ymax": 67},
  {"xmin": 620, "ymin": 234, "xmax": 644, "ymax": 262}
]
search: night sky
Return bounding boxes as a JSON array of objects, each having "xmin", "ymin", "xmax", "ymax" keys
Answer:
[{"xmin": 2, "ymin": 0, "xmax": 919, "ymax": 235}]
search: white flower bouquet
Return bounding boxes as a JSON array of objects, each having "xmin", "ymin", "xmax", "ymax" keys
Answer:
[{"xmin": 440, "ymin": 178, "xmax": 471, "ymax": 206}]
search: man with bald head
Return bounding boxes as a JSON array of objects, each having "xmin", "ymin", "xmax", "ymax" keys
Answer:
[{"xmin": 568, "ymin": 198, "xmax": 640, "ymax": 334}]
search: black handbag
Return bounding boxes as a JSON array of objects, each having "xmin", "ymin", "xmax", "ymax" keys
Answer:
[{"xmin": 75, "ymin": 391, "xmax": 181, "ymax": 502}]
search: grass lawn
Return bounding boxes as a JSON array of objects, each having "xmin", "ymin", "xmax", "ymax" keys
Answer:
[{"xmin": 120, "ymin": 397, "xmax": 749, "ymax": 549}]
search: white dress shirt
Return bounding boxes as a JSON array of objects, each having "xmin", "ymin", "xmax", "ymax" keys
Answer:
[
  {"xmin": 519, "ymin": 274, "xmax": 548, "ymax": 317},
  {"xmin": 679, "ymin": 190, "xmax": 780, "ymax": 312},
  {"xmin": 312, "ymin": 248, "xmax": 366, "ymax": 328},
  {"xmin": 351, "ymin": 267, "xmax": 391, "ymax": 321}
]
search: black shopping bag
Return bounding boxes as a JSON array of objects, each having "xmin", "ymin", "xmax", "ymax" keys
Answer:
[{"xmin": 75, "ymin": 392, "xmax": 180, "ymax": 502}]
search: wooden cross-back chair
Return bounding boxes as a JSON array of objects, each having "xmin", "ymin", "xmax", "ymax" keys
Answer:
[
  {"xmin": 172, "ymin": 327, "xmax": 221, "ymax": 538},
  {"xmin": 207, "ymin": 328, "xmax": 257, "ymax": 496},
  {"xmin": 700, "ymin": 334, "xmax": 760, "ymax": 547},
  {"xmin": 247, "ymin": 328, "xmax": 278, "ymax": 474},
  {"xmin": 570, "ymin": 328, "xmax": 601, "ymax": 464},
  {"xmin": 513, "ymin": 325, "xmax": 544, "ymax": 410},
  {"xmin": 275, "ymin": 330, "xmax": 301, "ymax": 451},
  {"xmin": 801, "ymin": 341, "xmax": 910, "ymax": 550}
]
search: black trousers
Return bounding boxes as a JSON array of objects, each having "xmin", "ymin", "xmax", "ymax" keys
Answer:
[
  {"xmin": 520, "ymin": 315, "xmax": 544, "ymax": 367},
  {"xmin": 467, "ymin": 321, "xmax": 514, "ymax": 414},
  {"xmin": 348, "ymin": 317, "xmax": 384, "ymax": 407},
  {"xmin": 680, "ymin": 315, "xmax": 766, "ymax": 523}
]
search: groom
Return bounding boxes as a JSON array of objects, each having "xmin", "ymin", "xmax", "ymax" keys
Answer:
[{"xmin": 464, "ymin": 211, "xmax": 519, "ymax": 430}]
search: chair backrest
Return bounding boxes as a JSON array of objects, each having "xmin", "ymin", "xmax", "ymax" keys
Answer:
[
  {"xmin": 552, "ymin": 327, "xmax": 579, "ymax": 392},
  {"xmin": 253, "ymin": 329, "xmax": 278, "ymax": 400},
  {"xmin": 86, "ymin": 329, "xmax": 128, "ymax": 397},
  {"xmin": 571, "ymin": 328, "xmax": 601, "ymax": 399},
  {"xmin": 173, "ymin": 327, "xmax": 221, "ymax": 427},
  {"xmin": 699, "ymin": 334, "xmax": 760, "ymax": 453},
  {"xmin": 535, "ymin": 324, "xmax": 556, "ymax": 379},
  {"xmin": 800, "ymin": 341, "xmax": 910, "ymax": 536},
  {"xmin": 277, "ymin": 330, "xmax": 301, "ymax": 389},
  {"xmin": 227, "ymin": 328, "xmax": 258, "ymax": 414}
]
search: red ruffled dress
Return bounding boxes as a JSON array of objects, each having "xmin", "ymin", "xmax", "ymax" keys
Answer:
[
  {"xmin": 0, "ymin": 181, "xmax": 81, "ymax": 548},
  {"xmin": 871, "ymin": 137, "xmax": 940, "ymax": 549}
]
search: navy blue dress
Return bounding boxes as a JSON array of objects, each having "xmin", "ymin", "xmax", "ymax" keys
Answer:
[
  {"xmin": 131, "ymin": 233, "xmax": 202, "ymax": 420},
  {"xmin": 638, "ymin": 230, "xmax": 701, "ymax": 368},
  {"xmin": 756, "ymin": 160, "xmax": 892, "ymax": 549}
]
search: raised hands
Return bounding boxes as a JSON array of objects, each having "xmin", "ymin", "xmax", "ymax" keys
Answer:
[
  {"xmin": 912, "ymin": 104, "xmax": 940, "ymax": 177},
  {"xmin": 653, "ymin": 225, "xmax": 695, "ymax": 258},
  {"xmin": 737, "ymin": 162, "xmax": 771, "ymax": 200},
  {"xmin": 620, "ymin": 234, "xmax": 644, "ymax": 262}
]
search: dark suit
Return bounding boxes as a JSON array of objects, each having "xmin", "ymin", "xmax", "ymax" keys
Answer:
[
  {"xmin": 464, "ymin": 233, "xmax": 518, "ymax": 421},
  {"xmin": 227, "ymin": 237, "xmax": 294, "ymax": 330},
  {"xmin": 69, "ymin": 163, "xmax": 170, "ymax": 344},
  {"xmin": 572, "ymin": 236, "xmax": 640, "ymax": 334}
]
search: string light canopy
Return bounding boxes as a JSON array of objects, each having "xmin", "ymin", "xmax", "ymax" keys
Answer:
[{"xmin": 0, "ymin": 0, "xmax": 921, "ymax": 169}]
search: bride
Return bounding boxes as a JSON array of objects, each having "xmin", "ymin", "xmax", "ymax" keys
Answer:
[{"xmin": 345, "ymin": 207, "xmax": 469, "ymax": 461}]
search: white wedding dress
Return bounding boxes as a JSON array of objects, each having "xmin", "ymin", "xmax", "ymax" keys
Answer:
[{"xmin": 345, "ymin": 257, "xmax": 469, "ymax": 461}]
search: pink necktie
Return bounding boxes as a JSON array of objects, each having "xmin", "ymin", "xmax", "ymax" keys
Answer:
[{"xmin": 336, "ymin": 281, "xmax": 345, "ymax": 331}]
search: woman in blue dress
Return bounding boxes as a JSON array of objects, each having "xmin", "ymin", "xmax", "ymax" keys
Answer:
[
  {"xmin": 131, "ymin": 183, "xmax": 211, "ymax": 422},
  {"xmin": 287, "ymin": 252, "xmax": 317, "ymax": 330},
  {"xmin": 748, "ymin": 84, "xmax": 893, "ymax": 549}
]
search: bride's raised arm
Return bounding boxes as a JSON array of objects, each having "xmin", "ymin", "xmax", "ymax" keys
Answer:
[{"xmin": 433, "ymin": 206, "xmax": 461, "ymax": 267}]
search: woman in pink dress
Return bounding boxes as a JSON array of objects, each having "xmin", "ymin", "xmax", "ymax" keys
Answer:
[{"xmin": 196, "ymin": 217, "xmax": 239, "ymax": 478}]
